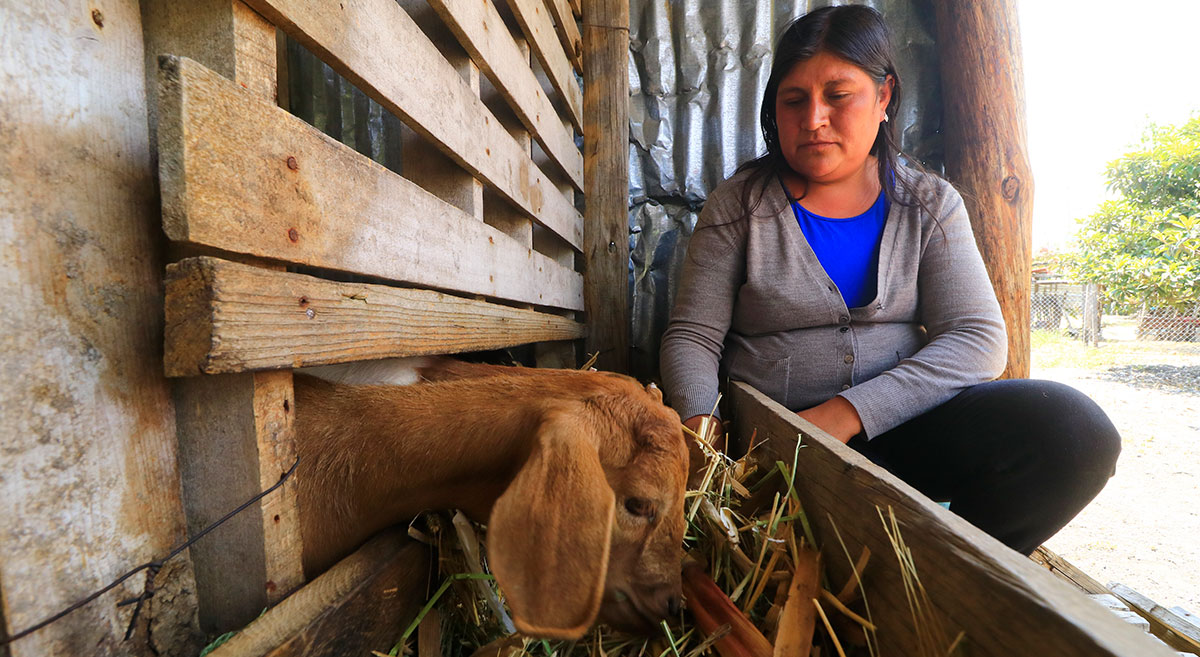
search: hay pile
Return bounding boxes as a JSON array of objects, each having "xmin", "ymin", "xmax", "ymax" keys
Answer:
[{"xmin": 379, "ymin": 414, "xmax": 958, "ymax": 657}]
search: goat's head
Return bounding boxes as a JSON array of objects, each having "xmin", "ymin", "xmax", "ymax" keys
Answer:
[{"xmin": 485, "ymin": 374, "xmax": 688, "ymax": 639}]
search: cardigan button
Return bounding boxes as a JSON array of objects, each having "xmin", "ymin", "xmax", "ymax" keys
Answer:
[
  {"xmin": 844, "ymin": 354, "xmax": 854, "ymax": 364},
  {"xmin": 839, "ymin": 326, "xmax": 849, "ymax": 333},
  {"xmin": 838, "ymin": 315, "xmax": 849, "ymax": 324},
  {"xmin": 841, "ymin": 384, "xmax": 851, "ymax": 391}
]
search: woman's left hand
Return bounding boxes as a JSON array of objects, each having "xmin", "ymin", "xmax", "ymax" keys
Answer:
[{"xmin": 796, "ymin": 396, "xmax": 863, "ymax": 444}]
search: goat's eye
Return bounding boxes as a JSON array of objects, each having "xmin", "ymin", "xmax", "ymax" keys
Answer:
[{"xmin": 624, "ymin": 497, "xmax": 656, "ymax": 521}]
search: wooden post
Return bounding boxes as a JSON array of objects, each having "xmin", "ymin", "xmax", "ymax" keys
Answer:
[
  {"xmin": 1, "ymin": 2, "xmax": 200, "ymax": 654},
  {"xmin": 142, "ymin": 0, "xmax": 304, "ymax": 634},
  {"xmin": 1083, "ymin": 283, "xmax": 1101, "ymax": 346},
  {"xmin": 932, "ymin": 0, "xmax": 1034, "ymax": 379},
  {"xmin": 582, "ymin": 0, "xmax": 630, "ymax": 373}
]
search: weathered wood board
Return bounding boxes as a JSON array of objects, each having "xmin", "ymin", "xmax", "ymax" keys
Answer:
[
  {"xmin": 545, "ymin": 0, "xmax": 584, "ymax": 74},
  {"xmin": 582, "ymin": 0, "xmax": 631, "ymax": 371},
  {"xmin": 241, "ymin": 0, "xmax": 584, "ymax": 250},
  {"xmin": 207, "ymin": 531, "xmax": 430, "ymax": 657},
  {"xmin": 0, "ymin": 1, "xmax": 201, "ymax": 655},
  {"xmin": 507, "ymin": 0, "xmax": 584, "ymax": 132},
  {"xmin": 427, "ymin": 0, "xmax": 583, "ymax": 190},
  {"xmin": 1110, "ymin": 583, "xmax": 1200, "ymax": 654},
  {"xmin": 164, "ymin": 256, "xmax": 586, "ymax": 376},
  {"xmin": 1031, "ymin": 546, "xmax": 1109, "ymax": 595},
  {"xmin": 173, "ymin": 368, "xmax": 303, "ymax": 633},
  {"xmin": 730, "ymin": 382, "xmax": 1176, "ymax": 657},
  {"xmin": 145, "ymin": 3, "xmax": 308, "ymax": 638},
  {"xmin": 156, "ymin": 55, "xmax": 583, "ymax": 310}
]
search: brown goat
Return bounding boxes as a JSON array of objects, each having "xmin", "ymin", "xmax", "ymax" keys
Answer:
[{"xmin": 294, "ymin": 359, "xmax": 689, "ymax": 639}]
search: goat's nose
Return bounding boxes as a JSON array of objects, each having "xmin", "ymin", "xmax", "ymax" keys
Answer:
[{"xmin": 667, "ymin": 594, "xmax": 681, "ymax": 617}]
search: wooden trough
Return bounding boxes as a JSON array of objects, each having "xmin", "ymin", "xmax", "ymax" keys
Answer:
[{"xmin": 727, "ymin": 383, "xmax": 1178, "ymax": 657}]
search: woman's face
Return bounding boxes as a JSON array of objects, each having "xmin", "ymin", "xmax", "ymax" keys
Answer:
[{"xmin": 774, "ymin": 51, "xmax": 892, "ymax": 186}]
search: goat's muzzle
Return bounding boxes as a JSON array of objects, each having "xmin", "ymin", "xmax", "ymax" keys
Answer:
[{"xmin": 598, "ymin": 583, "xmax": 682, "ymax": 634}]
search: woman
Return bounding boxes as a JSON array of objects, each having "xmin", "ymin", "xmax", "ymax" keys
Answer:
[{"xmin": 660, "ymin": 5, "xmax": 1119, "ymax": 555}]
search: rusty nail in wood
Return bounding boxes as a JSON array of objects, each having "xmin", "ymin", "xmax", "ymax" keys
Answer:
[
  {"xmin": 91, "ymin": 9, "xmax": 104, "ymax": 26},
  {"xmin": 287, "ymin": 156, "xmax": 298, "ymax": 170},
  {"xmin": 288, "ymin": 228, "xmax": 299, "ymax": 242}
]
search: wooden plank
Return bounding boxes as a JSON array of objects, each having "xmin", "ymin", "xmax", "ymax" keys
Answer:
[
  {"xmin": 157, "ymin": 56, "xmax": 584, "ymax": 310},
  {"xmin": 417, "ymin": 609, "xmax": 444, "ymax": 657},
  {"xmin": 231, "ymin": 1, "xmax": 278, "ymax": 98},
  {"xmin": 582, "ymin": 0, "xmax": 630, "ymax": 372},
  {"xmin": 0, "ymin": 2, "xmax": 200, "ymax": 655},
  {"xmin": 206, "ymin": 531, "xmax": 430, "ymax": 657},
  {"xmin": 172, "ymin": 369, "xmax": 301, "ymax": 633},
  {"xmin": 141, "ymin": 0, "xmax": 276, "ymax": 120},
  {"xmin": 932, "ymin": 0, "xmax": 1033, "ymax": 379},
  {"xmin": 426, "ymin": 0, "xmax": 584, "ymax": 190},
  {"xmin": 1110, "ymin": 583, "xmax": 1200, "ymax": 654},
  {"xmin": 397, "ymin": 0, "xmax": 485, "ymax": 221},
  {"xmin": 567, "ymin": 0, "xmax": 582, "ymax": 18},
  {"xmin": 729, "ymin": 382, "xmax": 1177, "ymax": 657},
  {"xmin": 478, "ymin": 33, "xmax": 537, "ymax": 248},
  {"xmin": 545, "ymin": 0, "xmax": 584, "ymax": 74},
  {"xmin": 1174, "ymin": 608, "xmax": 1200, "ymax": 632},
  {"xmin": 1030, "ymin": 546, "xmax": 1110, "ymax": 595},
  {"xmin": 144, "ymin": 2, "xmax": 306, "ymax": 636},
  {"xmin": 507, "ymin": 0, "xmax": 585, "ymax": 133},
  {"xmin": 241, "ymin": 0, "xmax": 584, "ymax": 250},
  {"xmin": 164, "ymin": 257, "xmax": 586, "ymax": 376}
]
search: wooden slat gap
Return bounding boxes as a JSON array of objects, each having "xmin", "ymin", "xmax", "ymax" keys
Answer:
[
  {"xmin": 157, "ymin": 56, "xmax": 584, "ymax": 309},
  {"xmin": 242, "ymin": 0, "xmax": 583, "ymax": 249},
  {"xmin": 545, "ymin": 0, "xmax": 584, "ymax": 74},
  {"xmin": 427, "ymin": 0, "xmax": 583, "ymax": 192},
  {"xmin": 505, "ymin": 0, "xmax": 584, "ymax": 133}
]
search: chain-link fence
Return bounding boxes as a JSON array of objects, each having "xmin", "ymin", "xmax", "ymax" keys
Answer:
[
  {"xmin": 1032, "ymin": 272, "xmax": 1200, "ymax": 354},
  {"xmin": 1031, "ymin": 277, "xmax": 1103, "ymax": 345}
]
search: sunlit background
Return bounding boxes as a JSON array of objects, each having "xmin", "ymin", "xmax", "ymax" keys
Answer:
[
  {"xmin": 1020, "ymin": 0, "xmax": 1200, "ymax": 250},
  {"xmin": 1019, "ymin": 0, "xmax": 1200, "ymax": 616}
]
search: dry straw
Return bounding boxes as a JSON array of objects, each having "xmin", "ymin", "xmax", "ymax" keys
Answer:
[{"xmin": 394, "ymin": 410, "xmax": 957, "ymax": 657}]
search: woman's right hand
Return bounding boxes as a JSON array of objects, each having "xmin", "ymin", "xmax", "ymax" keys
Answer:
[
  {"xmin": 682, "ymin": 415, "xmax": 726, "ymax": 488},
  {"xmin": 684, "ymin": 414, "xmax": 725, "ymax": 447}
]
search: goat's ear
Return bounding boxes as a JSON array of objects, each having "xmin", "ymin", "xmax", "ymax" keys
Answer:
[
  {"xmin": 645, "ymin": 382, "xmax": 663, "ymax": 404},
  {"xmin": 487, "ymin": 409, "xmax": 614, "ymax": 639}
]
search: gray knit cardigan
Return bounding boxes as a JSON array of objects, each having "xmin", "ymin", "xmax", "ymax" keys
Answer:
[{"xmin": 660, "ymin": 164, "xmax": 1007, "ymax": 439}]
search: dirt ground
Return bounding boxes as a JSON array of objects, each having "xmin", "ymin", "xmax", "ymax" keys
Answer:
[{"xmin": 1034, "ymin": 351, "xmax": 1200, "ymax": 613}]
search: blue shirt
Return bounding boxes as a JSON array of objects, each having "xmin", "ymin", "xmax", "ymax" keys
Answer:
[{"xmin": 790, "ymin": 192, "xmax": 889, "ymax": 308}]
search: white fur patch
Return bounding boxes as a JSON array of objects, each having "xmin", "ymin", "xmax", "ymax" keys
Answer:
[{"xmin": 298, "ymin": 356, "xmax": 433, "ymax": 385}]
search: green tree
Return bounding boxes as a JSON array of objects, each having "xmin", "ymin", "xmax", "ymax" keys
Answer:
[{"xmin": 1072, "ymin": 115, "xmax": 1200, "ymax": 314}]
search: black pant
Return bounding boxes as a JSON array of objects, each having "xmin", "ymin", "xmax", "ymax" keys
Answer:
[{"xmin": 847, "ymin": 379, "xmax": 1121, "ymax": 555}]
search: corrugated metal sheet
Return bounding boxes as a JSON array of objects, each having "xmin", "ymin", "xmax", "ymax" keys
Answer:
[
  {"xmin": 284, "ymin": 36, "xmax": 404, "ymax": 173},
  {"xmin": 628, "ymin": 0, "xmax": 944, "ymax": 379},
  {"xmin": 281, "ymin": 1, "xmax": 944, "ymax": 376}
]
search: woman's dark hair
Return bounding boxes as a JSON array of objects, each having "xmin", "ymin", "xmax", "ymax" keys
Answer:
[{"xmin": 736, "ymin": 5, "xmax": 926, "ymax": 216}]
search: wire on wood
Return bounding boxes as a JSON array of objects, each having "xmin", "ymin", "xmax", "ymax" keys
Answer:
[{"xmin": 0, "ymin": 457, "xmax": 300, "ymax": 647}]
